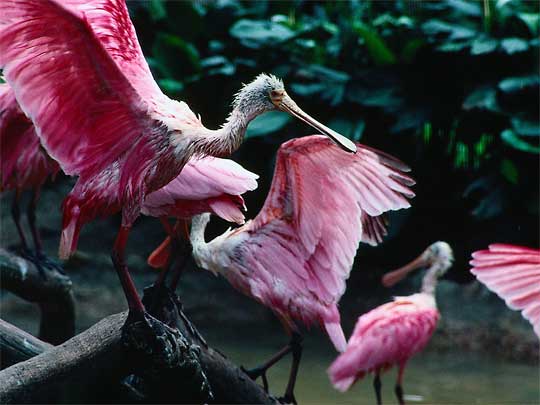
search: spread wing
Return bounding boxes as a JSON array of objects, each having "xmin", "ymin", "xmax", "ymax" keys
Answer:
[
  {"xmin": 470, "ymin": 244, "xmax": 540, "ymax": 337},
  {"xmin": 328, "ymin": 299, "xmax": 439, "ymax": 391},
  {"xmin": 143, "ymin": 157, "xmax": 259, "ymax": 211},
  {"xmin": 0, "ymin": 0, "xmax": 192, "ymax": 179},
  {"xmin": 232, "ymin": 135, "xmax": 414, "ymax": 313}
]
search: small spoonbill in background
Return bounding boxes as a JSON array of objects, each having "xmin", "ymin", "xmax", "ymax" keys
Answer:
[
  {"xmin": 0, "ymin": 82, "xmax": 59, "ymax": 265},
  {"xmin": 189, "ymin": 135, "xmax": 415, "ymax": 403},
  {"xmin": 470, "ymin": 243, "xmax": 540, "ymax": 338},
  {"xmin": 0, "ymin": 0, "xmax": 355, "ymax": 316},
  {"xmin": 328, "ymin": 242, "xmax": 454, "ymax": 405}
]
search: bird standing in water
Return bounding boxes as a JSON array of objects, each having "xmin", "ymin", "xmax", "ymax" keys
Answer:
[
  {"xmin": 470, "ymin": 243, "xmax": 540, "ymax": 338},
  {"xmin": 0, "ymin": 0, "xmax": 355, "ymax": 317},
  {"xmin": 328, "ymin": 242, "xmax": 454, "ymax": 405},
  {"xmin": 189, "ymin": 135, "xmax": 415, "ymax": 403},
  {"xmin": 0, "ymin": 82, "xmax": 60, "ymax": 267}
]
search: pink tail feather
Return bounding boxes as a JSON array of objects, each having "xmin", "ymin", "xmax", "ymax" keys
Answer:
[
  {"xmin": 325, "ymin": 321, "xmax": 347, "ymax": 353},
  {"xmin": 59, "ymin": 201, "xmax": 81, "ymax": 260}
]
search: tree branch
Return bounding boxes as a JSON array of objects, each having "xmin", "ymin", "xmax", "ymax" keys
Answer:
[
  {"xmin": 0, "ymin": 248, "xmax": 75, "ymax": 344},
  {"xmin": 0, "ymin": 313, "xmax": 276, "ymax": 404}
]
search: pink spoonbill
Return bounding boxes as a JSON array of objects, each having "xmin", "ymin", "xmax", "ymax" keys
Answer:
[
  {"xmin": 0, "ymin": 0, "xmax": 356, "ymax": 317},
  {"xmin": 188, "ymin": 135, "xmax": 415, "ymax": 403},
  {"xmin": 328, "ymin": 241, "xmax": 454, "ymax": 405},
  {"xmin": 0, "ymin": 82, "xmax": 60, "ymax": 267},
  {"xmin": 470, "ymin": 243, "xmax": 540, "ymax": 338}
]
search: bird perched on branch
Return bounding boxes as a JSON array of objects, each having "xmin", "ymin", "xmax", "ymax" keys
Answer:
[
  {"xmin": 0, "ymin": 0, "xmax": 355, "ymax": 316},
  {"xmin": 0, "ymin": 82, "xmax": 60, "ymax": 269},
  {"xmin": 189, "ymin": 135, "xmax": 415, "ymax": 403},
  {"xmin": 470, "ymin": 243, "xmax": 540, "ymax": 338},
  {"xmin": 328, "ymin": 242, "xmax": 454, "ymax": 405}
]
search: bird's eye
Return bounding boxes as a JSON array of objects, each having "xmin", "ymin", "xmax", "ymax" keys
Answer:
[{"xmin": 270, "ymin": 90, "xmax": 279, "ymax": 98}]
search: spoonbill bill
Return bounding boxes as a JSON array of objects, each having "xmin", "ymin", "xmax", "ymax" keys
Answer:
[
  {"xmin": 189, "ymin": 135, "xmax": 415, "ymax": 403},
  {"xmin": 328, "ymin": 241, "xmax": 454, "ymax": 405},
  {"xmin": 0, "ymin": 82, "xmax": 59, "ymax": 264},
  {"xmin": 0, "ymin": 0, "xmax": 355, "ymax": 316},
  {"xmin": 470, "ymin": 243, "xmax": 540, "ymax": 338}
]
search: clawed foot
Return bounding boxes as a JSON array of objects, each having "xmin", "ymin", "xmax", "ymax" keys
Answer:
[
  {"xmin": 171, "ymin": 294, "xmax": 208, "ymax": 349},
  {"xmin": 278, "ymin": 393, "xmax": 297, "ymax": 405},
  {"xmin": 241, "ymin": 365, "xmax": 269, "ymax": 392},
  {"xmin": 121, "ymin": 311, "xmax": 213, "ymax": 402},
  {"xmin": 16, "ymin": 247, "xmax": 65, "ymax": 279}
]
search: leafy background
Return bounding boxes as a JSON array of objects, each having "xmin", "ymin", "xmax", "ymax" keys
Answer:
[{"xmin": 129, "ymin": 0, "xmax": 539, "ymax": 282}]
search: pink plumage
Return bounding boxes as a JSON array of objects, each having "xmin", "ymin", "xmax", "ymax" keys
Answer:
[
  {"xmin": 328, "ymin": 294, "xmax": 439, "ymax": 391},
  {"xmin": 142, "ymin": 157, "xmax": 258, "ymax": 225},
  {"xmin": 143, "ymin": 157, "xmax": 258, "ymax": 268},
  {"xmin": 0, "ymin": 83, "xmax": 59, "ymax": 193},
  {"xmin": 191, "ymin": 135, "xmax": 415, "ymax": 352},
  {"xmin": 470, "ymin": 243, "xmax": 540, "ymax": 338}
]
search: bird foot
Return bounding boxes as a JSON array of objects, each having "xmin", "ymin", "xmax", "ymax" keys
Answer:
[
  {"xmin": 142, "ymin": 284, "xmax": 208, "ymax": 349},
  {"xmin": 16, "ymin": 247, "xmax": 65, "ymax": 279},
  {"xmin": 241, "ymin": 365, "xmax": 269, "ymax": 392},
  {"xmin": 121, "ymin": 311, "xmax": 213, "ymax": 402},
  {"xmin": 278, "ymin": 392, "xmax": 297, "ymax": 405}
]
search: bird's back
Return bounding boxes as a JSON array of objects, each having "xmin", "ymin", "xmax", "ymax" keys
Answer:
[{"xmin": 328, "ymin": 294, "xmax": 439, "ymax": 391}]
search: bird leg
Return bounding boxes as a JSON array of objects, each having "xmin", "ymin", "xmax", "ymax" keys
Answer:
[
  {"xmin": 27, "ymin": 188, "xmax": 42, "ymax": 253},
  {"xmin": 374, "ymin": 372, "xmax": 382, "ymax": 405},
  {"xmin": 168, "ymin": 219, "xmax": 191, "ymax": 291},
  {"xmin": 395, "ymin": 363, "xmax": 406, "ymax": 405},
  {"xmin": 242, "ymin": 344, "xmax": 293, "ymax": 392},
  {"xmin": 11, "ymin": 190, "xmax": 28, "ymax": 251},
  {"xmin": 111, "ymin": 225, "xmax": 146, "ymax": 318},
  {"xmin": 280, "ymin": 332, "xmax": 303, "ymax": 405}
]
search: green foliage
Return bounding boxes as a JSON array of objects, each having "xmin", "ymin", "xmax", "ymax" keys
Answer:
[{"xmin": 128, "ymin": 0, "xmax": 539, "ymax": 220}]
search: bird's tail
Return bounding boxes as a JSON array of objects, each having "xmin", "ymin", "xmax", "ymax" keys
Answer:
[
  {"xmin": 147, "ymin": 236, "xmax": 171, "ymax": 269},
  {"xmin": 324, "ymin": 321, "xmax": 347, "ymax": 353},
  {"xmin": 59, "ymin": 196, "xmax": 82, "ymax": 260}
]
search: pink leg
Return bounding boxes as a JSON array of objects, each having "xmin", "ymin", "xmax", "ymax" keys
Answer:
[
  {"xmin": 395, "ymin": 363, "xmax": 406, "ymax": 405},
  {"xmin": 111, "ymin": 225, "xmax": 145, "ymax": 315}
]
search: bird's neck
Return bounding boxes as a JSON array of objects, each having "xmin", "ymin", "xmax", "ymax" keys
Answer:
[
  {"xmin": 190, "ymin": 213, "xmax": 211, "ymax": 269},
  {"xmin": 421, "ymin": 266, "xmax": 440, "ymax": 295},
  {"xmin": 196, "ymin": 103, "xmax": 260, "ymax": 158}
]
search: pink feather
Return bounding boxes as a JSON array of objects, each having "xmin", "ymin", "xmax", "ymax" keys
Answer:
[
  {"xmin": 0, "ymin": 82, "xmax": 59, "ymax": 193},
  {"xmin": 328, "ymin": 294, "xmax": 439, "ymax": 391},
  {"xmin": 470, "ymin": 243, "xmax": 540, "ymax": 337},
  {"xmin": 194, "ymin": 135, "xmax": 415, "ymax": 351}
]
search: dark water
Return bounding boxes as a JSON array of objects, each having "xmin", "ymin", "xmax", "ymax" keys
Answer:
[{"xmin": 207, "ymin": 329, "xmax": 539, "ymax": 405}]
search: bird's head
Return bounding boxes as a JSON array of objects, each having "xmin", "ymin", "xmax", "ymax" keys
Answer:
[
  {"xmin": 382, "ymin": 241, "xmax": 454, "ymax": 288},
  {"xmin": 234, "ymin": 73, "xmax": 357, "ymax": 153}
]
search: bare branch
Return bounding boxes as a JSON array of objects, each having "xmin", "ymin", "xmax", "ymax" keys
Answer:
[{"xmin": 0, "ymin": 248, "xmax": 75, "ymax": 344}]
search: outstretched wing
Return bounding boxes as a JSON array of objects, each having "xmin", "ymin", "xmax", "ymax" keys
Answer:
[
  {"xmin": 0, "ymin": 0, "xmax": 192, "ymax": 179},
  {"xmin": 224, "ymin": 136, "xmax": 414, "ymax": 346},
  {"xmin": 328, "ymin": 299, "xmax": 438, "ymax": 391},
  {"xmin": 470, "ymin": 244, "xmax": 540, "ymax": 337},
  {"xmin": 0, "ymin": 83, "xmax": 59, "ymax": 190}
]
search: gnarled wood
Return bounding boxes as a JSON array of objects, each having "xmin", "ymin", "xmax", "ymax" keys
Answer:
[{"xmin": 0, "ymin": 248, "xmax": 75, "ymax": 344}]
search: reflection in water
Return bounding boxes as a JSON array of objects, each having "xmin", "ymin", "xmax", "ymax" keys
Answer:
[{"xmin": 207, "ymin": 328, "xmax": 539, "ymax": 405}]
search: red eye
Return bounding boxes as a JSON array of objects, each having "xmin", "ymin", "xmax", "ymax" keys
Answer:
[{"xmin": 271, "ymin": 90, "xmax": 279, "ymax": 97}]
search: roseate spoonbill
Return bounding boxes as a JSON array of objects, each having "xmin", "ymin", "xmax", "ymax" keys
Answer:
[
  {"xmin": 0, "ymin": 82, "xmax": 60, "ymax": 264},
  {"xmin": 0, "ymin": 0, "xmax": 356, "ymax": 316},
  {"xmin": 189, "ymin": 135, "xmax": 415, "ymax": 402},
  {"xmin": 470, "ymin": 244, "xmax": 540, "ymax": 338},
  {"xmin": 328, "ymin": 242, "xmax": 454, "ymax": 405}
]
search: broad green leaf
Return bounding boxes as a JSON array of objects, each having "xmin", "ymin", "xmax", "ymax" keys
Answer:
[
  {"xmin": 230, "ymin": 20, "xmax": 295, "ymax": 49},
  {"xmin": 501, "ymin": 129, "xmax": 540, "ymax": 153},
  {"xmin": 470, "ymin": 37, "xmax": 498, "ymax": 55},
  {"xmin": 152, "ymin": 33, "xmax": 200, "ymax": 78},
  {"xmin": 148, "ymin": 0, "xmax": 167, "ymax": 21},
  {"xmin": 158, "ymin": 78, "xmax": 184, "ymax": 94},
  {"xmin": 501, "ymin": 38, "xmax": 529, "ymax": 54},
  {"xmin": 462, "ymin": 86, "xmax": 499, "ymax": 111},
  {"xmin": 354, "ymin": 23, "xmax": 396, "ymax": 66},
  {"xmin": 498, "ymin": 75, "xmax": 540, "ymax": 93},
  {"xmin": 327, "ymin": 119, "xmax": 365, "ymax": 141},
  {"xmin": 511, "ymin": 117, "xmax": 540, "ymax": 137},
  {"xmin": 246, "ymin": 112, "xmax": 292, "ymax": 138},
  {"xmin": 500, "ymin": 159, "xmax": 519, "ymax": 184}
]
